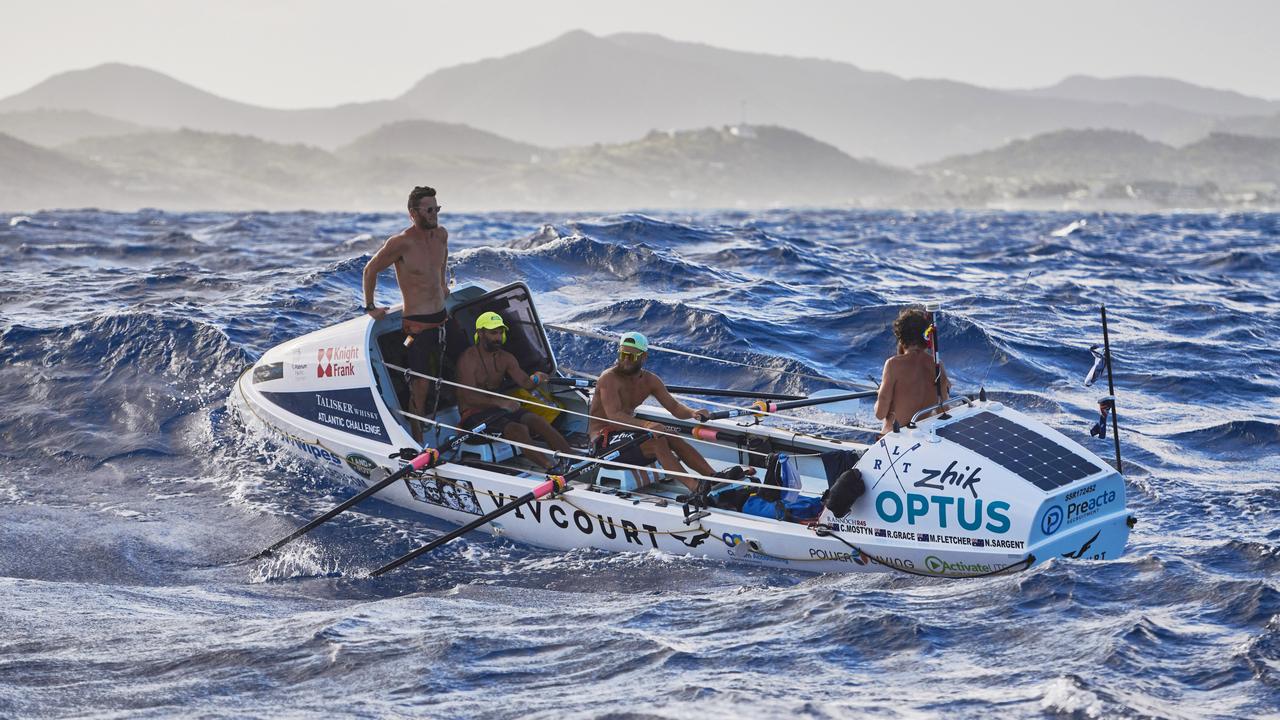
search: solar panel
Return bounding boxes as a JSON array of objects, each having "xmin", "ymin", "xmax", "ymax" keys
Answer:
[{"xmin": 936, "ymin": 411, "xmax": 1100, "ymax": 490}]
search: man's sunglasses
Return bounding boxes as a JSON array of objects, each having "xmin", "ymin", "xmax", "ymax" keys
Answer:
[
  {"xmin": 417, "ymin": 205, "xmax": 442, "ymax": 214},
  {"xmin": 618, "ymin": 349, "xmax": 645, "ymax": 360}
]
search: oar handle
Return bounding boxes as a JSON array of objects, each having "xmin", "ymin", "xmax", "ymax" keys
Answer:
[
  {"xmin": 251, "ymin": 447, "xmax": 442, "ymax": 560},
  {"xmin": 546, "ymin": 377, "xmax": 594, "ymax": 389},
  {"xmin": 704, "ymin": 406, "xmax": 761, "ymax": 421}
]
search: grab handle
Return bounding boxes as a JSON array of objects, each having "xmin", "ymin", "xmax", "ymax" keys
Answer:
[{"xmin": 910, "ymin": 396, "xmax": 974, "ymax": 425}]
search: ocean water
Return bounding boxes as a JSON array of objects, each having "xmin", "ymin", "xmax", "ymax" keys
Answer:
[{"xmin": 0, "ymin": 208, "xmax": 1276, "ymax": 719}]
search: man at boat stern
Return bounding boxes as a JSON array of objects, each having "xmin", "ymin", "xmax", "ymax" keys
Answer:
[
  {"xmin": 588, "ymin": 332, "xmax": 715, "ymax": 492},
  {"xmin": 363, "ymin": 186, "xmax": 449, "ymax": 442},
  {"xmin": 456, "ymin": 311, "xmax": 573, "ymax": 473},
  {"xmin": 875, "ymin": 308, "xmax": 950, "ymax": 435}
]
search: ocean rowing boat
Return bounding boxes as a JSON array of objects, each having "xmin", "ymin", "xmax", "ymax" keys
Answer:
[{"xmin": 231, "ymin": 282, "xmax": 1133, "ymax": 576}]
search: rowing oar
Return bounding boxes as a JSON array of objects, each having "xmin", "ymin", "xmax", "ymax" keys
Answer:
[
  {"xmin": 250, "ymin": 414, "xmax": 513, "ymax": 560},
  {"xmin": 547, "ymin": 376, "xmax": 803, "ymax": 401},
  {"xmin": 702, "ymin": 388, "xmax": 878, "ymax": 421},
  {"xmin": 250, "ymin": 447, "xmax": 443, "ymax": 560},
  {"xmin": 370, "ymin": 431, "xmax": 652, "ymax": 576}
]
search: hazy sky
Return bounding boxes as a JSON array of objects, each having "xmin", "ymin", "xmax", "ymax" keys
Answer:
[{"xmin": 4, "ymin": 0, "xmax": 1278, "ymax": 107}]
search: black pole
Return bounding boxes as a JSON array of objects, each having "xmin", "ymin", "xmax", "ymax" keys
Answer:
[
  {"xmin": 1100, "ymin": 306, "xmax": 1123, "ymax": 473},
  {"xmin": 251, "ymin": 447, "xmax": 443, "ymax": 560},
  {"xmin": 546, "ymin": 377, "xmax": 804, "ymax": 401},
  {"xmin": 370, "ymin": 475, "xmax": 567, "ymax": 577},
  {"xmin": 371, "ymin": 432, "xmax": 652, "ymax": 576},
  {"xmin": 251, "ymin": 413, "xmax": 512, "ymax": 560},
  {"xmin": 929, "ymin": 304, "xmax": 948, "ymax": 419},
  {"xmin": 704, "ymin": 389, "xmax": 878, "ymax": 421},
  {"xmin": 667, "ymin": 385, "xmax": 804, "ymax": 401}
]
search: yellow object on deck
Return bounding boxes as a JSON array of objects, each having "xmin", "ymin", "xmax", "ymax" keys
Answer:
[{"xmin": 511, "ymin": 386, "xmax": 563, "ymax": 424}]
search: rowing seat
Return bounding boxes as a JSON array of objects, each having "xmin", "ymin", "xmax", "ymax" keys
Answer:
[
  {"xmin": 459, "ymin": 437, "xmax": 520, "ymax": 464},
  {"xmin": 595, "ymin": 464, "xmax": 661, "ymax": 492}
]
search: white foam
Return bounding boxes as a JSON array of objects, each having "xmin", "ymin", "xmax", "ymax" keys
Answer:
[{"xmin": 1040, "ymin": 676, "xmax": 1105, "ymax": 718}]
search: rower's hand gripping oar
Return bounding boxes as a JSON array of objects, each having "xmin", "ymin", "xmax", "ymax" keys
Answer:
[
  {"xmin": 250, "ymin": 413, "xmax": 512, "ymax": 561},
  {"xmin": 250, "ymin": 447, "xmax": 443, "ymax": 561},
  {"xmin": 370, "ymin": 431, "xmax": 653, "ymax": 576}
]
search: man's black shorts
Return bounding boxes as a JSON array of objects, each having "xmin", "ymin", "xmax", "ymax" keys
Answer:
[
  {"xmin": 591, "ymin": 430, "xmax": 650, "ymax": 467},
  {"xmin": 403, "ymin": 310, "xmax": 447, "ymax": 377}
]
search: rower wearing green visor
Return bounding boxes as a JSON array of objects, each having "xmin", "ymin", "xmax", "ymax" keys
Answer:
[{"xmin": 587, "ymin": 331, "xmax": 716, "ymax": 492}]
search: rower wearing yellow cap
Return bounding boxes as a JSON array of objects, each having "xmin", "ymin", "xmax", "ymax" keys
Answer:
[
  {"xmin": 456, "ymin": 311, "xmax": 573, "ymax": 472},
  {"xmin": 587, "ymin": 331, "xmax": 717, "ymax": 492}
]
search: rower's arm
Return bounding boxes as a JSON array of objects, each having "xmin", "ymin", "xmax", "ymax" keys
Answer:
[
  {"xmin": 438, "ymin": 228, "xmax": 450, "ymax": 304},
  {"xmin": 362, "ymin": 237, "xmax": 401, "ymax": 307},
  {"xmin": 650, "ymin": 375, "xmax": 707, "ymax": 421},
  {"xmin": 874, "ymin": 358, "xmax": 896, "ymax": 422},
  {"xmin": 503, "ymin": 352, "xmax": 545, "ymax": 391}
]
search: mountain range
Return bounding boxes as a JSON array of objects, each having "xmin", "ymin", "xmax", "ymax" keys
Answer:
[{"xmin": 1, "ymin": 30, "xmax": 1277, "ymax": 212}]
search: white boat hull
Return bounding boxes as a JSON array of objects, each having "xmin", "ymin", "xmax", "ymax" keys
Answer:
[{"xmin": 230, "ymin": 283, "xmax": 1132, "ymax": 576}]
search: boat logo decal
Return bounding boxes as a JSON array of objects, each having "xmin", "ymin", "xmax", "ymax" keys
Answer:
[
  {"xmin": 316, "ymin": 345, "xmax": 359, "ymax": 379},
  {"xmin": 267, "ymin": 426, "xmax": 342, "ymax": 466},
  {"xmin": 405, "ymin": 475, "xmax": 483, "ymax": 516},
  {"xmin": 808, "ymin": 547, "xmax": 866, "ymax": 564},
  {"xmin": 344, "ymin": 453, "xmax": 378, "ymax": 479},
  {"xmin": 1065, "ymin": 489, "xmax": 1117, "ymax": 526},
  {"xmin": 914, "ymin": 460, "xmax": 982, "ymax": 498},
  {"xmin": 1041, "ymin": 506, "xmax": 1064, "ymax": 535},
  {"xmin": 669, "ymin": 530, "xmax": 712, "ymax": 548},
  {"xmin": 259, "ymin": 387, "xmax": 390, "ymax": 443},
  {"xmin": 924, "ymin": 555, "xmax": 994, "ymax": 575},
  {"xmin": 875, "ymin": 490, "xmax": 1012, "ymax": 534},
  {"xmin": 869, "ymin": 439, "xmax": 920, "ymax": 492},
  {"xmin": 288, "ymin": 347, "xmax": 308, "ymax": 381},
  {"xmin": 1061, "ymin": 531, "xmax": 1102, "ymax": 559},
  {"xmin": 252, "ymin": 362, "xmax": 284, "ymax": 383},
  {"xmin": 487, "ymin": 492, "xmax": 661, "ymax": 549}
]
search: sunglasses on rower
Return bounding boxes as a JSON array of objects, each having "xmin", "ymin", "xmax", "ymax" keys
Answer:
[{"xmin": 618, "ymin": 349, "xmax": 645, "ymax": 360}]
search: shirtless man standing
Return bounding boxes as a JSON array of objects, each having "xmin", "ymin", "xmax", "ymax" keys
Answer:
[
  {"xmin": 874, "ymin": 308, "xmax": 950, "ymax": 435},
  {"xmin": 588, "ymin": 332, "xmax": 715, "ymax": 492},
  {"xmin": 363, "ymin": 186, "xmax": 448, "ymax": 442},
  {"xmin": 455, "ymin": 311, "xmax": 573, "ymax": 473}
]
